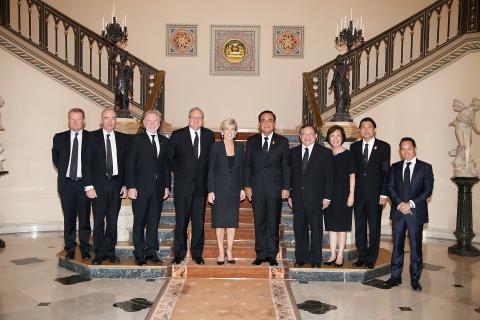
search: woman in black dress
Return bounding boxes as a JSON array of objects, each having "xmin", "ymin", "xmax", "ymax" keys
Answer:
[
  {"xmin": 207, "ymin": 119, "xmax": 245, "ymax": 264},
  {"xmin": 324, "ymin": 125, "xmax": 356, "ymax": 267}
]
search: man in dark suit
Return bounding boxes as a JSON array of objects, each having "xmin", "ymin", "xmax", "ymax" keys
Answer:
[
  {"xmin": 126, "ymin": 110, "xmax": 170, "ymax": 266},
  {"xmin": 52, "ymin": 108, "xmax": 91, "ymax": 260},
  {"xmin": 350, "ymin": 117, "xmax": 391, "ymax": 269},
  {"xmin": 168, "ymin": 107, "xmax": 215, "ymax": 265},
  {"xmin": 84, "ymin": 108, "xmax": 129, "ymax": 265},
  {"xmin": 245, "ymin": 110, "xmax": 290, "ymax": 266},
  {"xmin": 384, "ymin": 137, "xmax": 434, "ymax": 291},
  {"xmin": 288, "ymin": 125, "xmax": 333, "ymax": 268}
]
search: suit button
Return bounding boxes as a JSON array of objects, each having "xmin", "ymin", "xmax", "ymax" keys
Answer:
[
  {"xmin": 363, "ymin": 173, "xmax": 367, "ymax": 176},
  {"xmin": 301, "ymin": 187, "xmax": 304, "ymax": 190}
]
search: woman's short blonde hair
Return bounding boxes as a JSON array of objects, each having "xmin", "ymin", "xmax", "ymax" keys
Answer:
[{"xmin": 220, "ymin": 118, "xmax": 238, "ymax": 131}]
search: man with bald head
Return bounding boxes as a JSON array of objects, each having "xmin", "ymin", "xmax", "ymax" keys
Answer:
[{"xmin": 84, "ymin": 108, "xmax": 129, "ymax": 265}]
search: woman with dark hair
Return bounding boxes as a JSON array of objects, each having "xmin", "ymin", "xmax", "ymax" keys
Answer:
[{"xmin": 324, "ymin": 125, "xmax": 356, "ymax": 267}]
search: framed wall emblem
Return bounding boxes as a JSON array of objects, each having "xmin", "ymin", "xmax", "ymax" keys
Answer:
[
  {"xmin": 166, "ymin": 24, "xmax": 197, "ymax": 57},
  {"xmin": 210, "ymin": 25, "xmax": 260, "ymax": 76},
  {"xmin": 273, "ymin": 26, "xmax": 304, "ymax": 58}
]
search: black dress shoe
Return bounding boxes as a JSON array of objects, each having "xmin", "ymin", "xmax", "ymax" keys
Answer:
[
  {"xmin": 311, "ymin": 263, "xmax": 321, "ymax": 268},
  {"xmin": 193, "ymin": 257, "xmax": 205, "ymax": 265},
  {"xmin": 269, "ymin": 259, "xmax": 279, "ymax": 266},
  {"xmin": 366, "ymin": 262, "xmax": 375, "ymax": 269},
  {"xmin": 81, "ymin": 252, "xmax": 91, "ymax": 260},
  {"xmin": 411, "ymin": 281, "xmax": 422, "ymax": 291},
  {"xmin": 92, "ymin": 256, "xmax": 103, "ymax": 265},
  {"xmin": 252, "ymin": 258, "xmax": 264, "ymax": 265},
  {"xmin": 108, "ymin": 256, "xmax": 120, "ymax": 263},
  {"xmin": 294, "ymin": 262, "xmax": 305, "ymax": 267},
  {"xmin": 135, "ymin": 257, "xmax": 146, "ymax": 266},
  {"xmin": 172, "ymin": 256, "xmax": 183, "ymax": 264},
  {"xmin": 146, "ymin": 254, "xmax": 161, "ymax": 263},
  {"xmin": 383, "ymin": 277, "xmax": 402, "ymax": 288},
  {"xmin": 352, "ymin": 260, "xmax": 365, "ymax": 267},
  {"xmin": 65, "ymin": 252, "xmax": 75, "ymax": 260}
]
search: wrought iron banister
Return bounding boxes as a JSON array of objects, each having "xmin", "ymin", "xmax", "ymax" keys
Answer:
[
  {"xmin": 302, "ymin": 72, "xmax": 323, "ymax": 128},
  {"xmin": 0, "ymin": 0, "xmax": 165, "ymax": 117},
  {"xmin": 303, "ymin": 0, "xmax": 479, "ymax": 123}
]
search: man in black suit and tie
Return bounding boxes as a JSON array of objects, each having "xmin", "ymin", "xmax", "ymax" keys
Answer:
[
  {"xmin": 384, "ymin": 137, "xmax": 434, "ymax": 291},
  {"xmin": 126, "ymin": 110, "xmax": 170, "ymax": 266},
  {"xmin": 288, "ymin": 125, "xmax": 333, "ymax": 268},
  {"xmin": 350, "ymin": 117, "xmax": 391, "ymax": 269},
  {"xmin": 84, "ymin": 108, "xmax": 129, "ymax": 265},
  {"xmin": 52, "ymin": 108, "xmax": 91, "ymax": 260},
  {"xmin": 168, "ymin": 107, "xmax": 215, "ymax": 265},
  {"xmin": 245, "ymin": 110, "xmax": 290, "ymax": 266}
]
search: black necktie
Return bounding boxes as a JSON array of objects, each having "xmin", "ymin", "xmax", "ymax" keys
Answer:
[
  {"xmin": 106, "ymin": 134, "xmax": 113, "ymax": 177},
  {"xmin": 402, "ymin": 162, "xmax": 411, "ymax": 202},
  {"xmin": 151, "ymin": 135, "xmax": 158, "ymax": 157},
  {"xmin": 363, "ymin": 143, "xmax": 369, "ymax": 164},
  {"xmin": 193, "ymin": 132, "xmax": 199, "ymax": 159},
  {"xmin": 302, "ymin": 147, "xmax": 309, "ymax": 174},
  {"xmin": 68, "ymin": 133, "xmax": 79, "ymax": 179},
  {"xmin": 262, "ymin": 137, "xmax": 269, "ymax": 152}
]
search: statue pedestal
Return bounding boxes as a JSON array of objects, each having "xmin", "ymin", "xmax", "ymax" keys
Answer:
[
  {"xmin": 115, "ymin": 118, "xmax": 141, "ymax": 135},
  {"xmin": 448, "ymin": 177, "xmax": 480, "ymax": 256},
  {"xmin": 319, "ymin": 121, "xmax": 360, "ymax": 141},
  {"xmin": 0, "ymin": 171, "xmax": 7, "ymax": 247},
  {"xmin": 117, "ymin": 198, "xmax": 133, "ymax": 242}
]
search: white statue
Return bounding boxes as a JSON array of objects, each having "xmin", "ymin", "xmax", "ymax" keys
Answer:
[
  {"xmin": 448, "ymin": 97, "xmax": 480, "ymax": 177},
  {"xmin": 0, "ymin": 96, "xmax": 4, "ymax": 130},
  {"xmin": 0, "ymin": 143, "xmax": 6, "ymax": 172}
]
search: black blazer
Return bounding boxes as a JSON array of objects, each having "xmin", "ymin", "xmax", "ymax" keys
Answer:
[
  {"xmin": 289, "ymin": 144, "xmax": 334, "ymax": 211},
  {"xmin": 351, "ymin": 138, "xmax": 391, "ymax": 201},
  {"xmin": 83, "ymin": 129, "xmax": 130, "ymax": 191},
  {"xmin": 52, "ymin": 130, "xmax": 90, "ymax": 192},
  {"xmin": 386, "ymin": 159, "xmax": 434, "ymax": 224},
  {"xmin": 244, "ymin": 133, "xmax": 290, "ymax": 197},
  {"xmin": 207, "ymin": 141, "xmax": 244, "ymax": 197},
  {"xmin": 168, "ymin": 126, "xmax": 215, "ymax": 197},
  {"xmin": 125, "ymin": 132, "xmax": 170, "ymax": 197}
]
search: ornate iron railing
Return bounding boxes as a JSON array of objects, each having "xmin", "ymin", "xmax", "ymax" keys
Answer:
[
  {"xmin": 0, "ymin": 0, "xmax": 165, "ymax": 117},
  {"xmin": 303, "ymin": 0, "xmax": 479, "ymax": 123}
]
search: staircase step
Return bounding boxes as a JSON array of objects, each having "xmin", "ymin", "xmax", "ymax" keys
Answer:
[
  {"xmin": 181, "ymin": 258, "xmax": 280, "ymax": 279},
  {"xmin": 201, "ymin": 240, "xmax": 256, "ymax": 259}
]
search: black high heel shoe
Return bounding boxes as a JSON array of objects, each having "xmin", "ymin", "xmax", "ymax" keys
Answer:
[
  {"xmin": 334, "ymin": 259, "xmax": 344, "ymax": 268},
  {"xmin": 226, "ymin": 250, "xmax": 235, "ymax": 264},
  {"xmin": 323, "ymin": 257, "xmax": 337, "ymax": 266},
  {"xmin": 217, "ymin": 260, "xmax": 225, "ymax": 265}
]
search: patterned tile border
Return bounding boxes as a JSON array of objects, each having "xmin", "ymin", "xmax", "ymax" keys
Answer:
[
  {"xmin": 166, "ymin": 24, "xmax": 197, "ymax": 57},
  {"xmin": 273, "ymin": 26, "xmax": 304, "ymax": 58}
]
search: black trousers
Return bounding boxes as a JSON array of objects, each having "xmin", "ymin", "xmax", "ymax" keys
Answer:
[
  {"xmin": 173, "ymin": 195, "xmax": 206, "ymax": 258},
  {"xmin": 293, "ymin": 206, "xmax": 323, "ymax": 264},
  {"xmin": 391, "ymin": 216, "xmax": 423, "ymax": 281},
  {"xmin": 91, "ymin": 179, "xmax": 122, "ymax": 258},
  {"xmin": 252, "ymin": 194, "xmax": 282, "ymax": 260},
  {"xmin": 131, "ymin": 191, "xmax": 163, "ymax": 258},
  {"xmin": 354, "ymin": 196, "xmax": 383, "ymax": 264},
  {"xmin": 59, "ymin": 179, "xmax": 91, "ymax": 254}
]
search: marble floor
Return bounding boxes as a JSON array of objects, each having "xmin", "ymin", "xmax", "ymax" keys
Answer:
[{"xmin": 0, "ymin": 232, "xmax": 479, "ymax": 320}]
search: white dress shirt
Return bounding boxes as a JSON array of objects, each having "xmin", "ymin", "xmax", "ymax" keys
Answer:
[
  {"xmin": 146, "ymin": 130, "xmax": 160, "ymax": 156},
  {"xmin": 261, "ymin": 133, "xmax": 273, "ymax": 150},
  {"xmin": 103, "ymin": 129, "xmax": 118, "ymax": 175},
  {"xmin": 66, "ymin": 129, "xmax": 83, "ymax": 178},
  {"xmin": 362, "ymin": 137, "xmax": 376, "ymax": 161},
  {"xmin": 189, "ymin": 127, "xmax": 201, "ymax": 157},
  {"xmin": 301, "ymin": 143, "xmax": 314, "ymax": 160}
]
